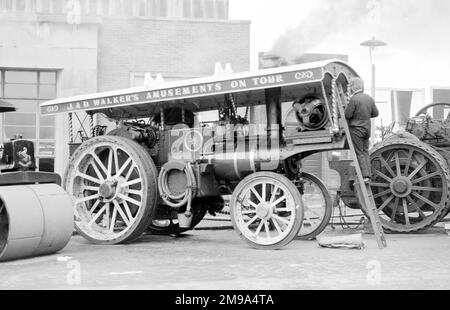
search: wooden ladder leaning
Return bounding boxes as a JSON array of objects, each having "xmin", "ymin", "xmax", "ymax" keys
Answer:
[{"xmin": 336, "ymin": 84, "xmax": 387, "ymax": 249}]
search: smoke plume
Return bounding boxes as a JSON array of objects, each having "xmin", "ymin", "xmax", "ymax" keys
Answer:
[{"xmin": 270, "ymin": 0, "xmax": 450, "ymax": 63}]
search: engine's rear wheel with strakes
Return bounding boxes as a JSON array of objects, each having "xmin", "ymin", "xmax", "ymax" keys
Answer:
[
  {"xmin": 230, "ymin": 172, "xmax": 304, "ymax": 250},
  {"xmin": 296, "ymin": 173, "xmax": 332, "ymax": 240},
  {"xmin": 63, "ymin": 136, "xmax": 158, "ymax": 244},
  {"xmin": 370, "ymin": 139, "xmax": 450, "ymax": 233}
]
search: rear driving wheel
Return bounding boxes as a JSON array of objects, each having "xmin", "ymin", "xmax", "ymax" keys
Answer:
[
  {"xmin": 230, "ymin": 172, "xmax": 304, "ymax": 250},
  {"xmin": 64, "ymin": 136, "xmax": 158, "ymax": 244},
  {"xmin": 296, "ymin": 173, "xmax": 332, "ymax": 240}
]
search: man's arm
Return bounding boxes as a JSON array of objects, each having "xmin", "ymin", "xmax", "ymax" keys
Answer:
[
  {"xmin": 345, "ymin": 99, "xmax": 356, "ymax": 120},
  {"xmin": 371, "ymin": 99, "xmax": 379, "ymax": 118}
]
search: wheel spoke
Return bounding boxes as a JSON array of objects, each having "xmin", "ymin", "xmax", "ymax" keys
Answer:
[
  {"xmin": 371, "ymin": 182, "xmax": 390, "ymax": 188},
  {"xmin": 242, "ymin": 210, "xmax": 256, "ymax": 215},
  {"xmin": 90, "ymin": 161, "xmax": 106, "ymax": 183},
  {"xmin": 113, "ymin": 148, "xmax": 120, "ymax": 176},
  {"xmin": 390, "ymin": 197, "xmax": 399, "ymax": 222},
  {"xmin": 104, "ymin": 202, "xmax": 110, "ymax": 230},
  {"xmin": 411, "ymin": 171, "xmax": 441, "ymax": 184},
  {"xmin": 109, "ymin": 204, "xmax": 118, "ymax": 233},
  {"xmin": 107, "ymin": 148, "xmax": 114, "ymax": 178},
  {"xmin": 121, "ymin": 200, "xmax": 134, "ymax": 222},
  {"xmin": 250, "ymin": 187, "xmax": 263, "ymax": 203},
  {"xmin": 271, "ymin": 195, "xmax": 287, "ymax": 207},
  {"xmin": 411, "ymin": 186, "xmax": 443, "ymax": 192},
  {"xmin": 261, "ymin": 183, "xmax": 266, "ymax": 202},
  {"xmin": 114, "ymin": 200, "xmax": 131, "ymax": 226},
  {"xmin": 118, "ymin": 194, "xmax": 142, "ymax": 207},
  {"xmin": 408, "ymin": 161, "xmax": 426, "ymax": 180},
  {"xmin": 127, "ymin": 189, "xmax": 143, "ymax": 196},
  {"xmin": 121, "ymin": 178, "xmax": 142, "ymax": 188},
  {"xmin": 76, "ymin": 171, "xmax": 102, "ymax": 184},
  {"xmin": 378, "ymin": 195, "xmax": 394, "ymax": 212},
  {"xmin": 373, "ymin": 169, "xmax": 393, "ymax": 183},
  {"xmin": 411, "ymin": 192, "xmax": 440, "ymax": 211},
  {"xmin": 395, "ymin": 153, "xmax": 402, "ymax": 176},
  {"xmin": 264, "ymin": 220, "xmax": 270, "ymax": 238},
  {"xmin": 125, "ymin": 164, "xmax": 136, "ymax": 181},
  {"xmin": 76, "ymin": 194, "xmax": 100, "ymax": 205},
  {"xmin": 89, "ymin": 199, "xmax": 101, "ymax": 216},
  {"xmin": 83, "ymin": 185, "xmax": 100, "ymax": 192},
  {"xmin": 273, "ymin": 214, "xmax": 290, "ymax": 226},
  {"xmin": 116, "ymin": 157, "xmax": 132, "ymax": 177},
  {"xmin": 89, "ymin": 204, "xmax": 107, "ymax": 226},
  {"xmin": 90, "ymin": 152, "xmax": 108, "ymax": 178},
  {"xmin": 245, "ymin": 215, "xmax": 258, "ymax": 228},
  {"xmin": 378, "ymin": 155, "xmax": 396, "ymax": 178},
  {"xmin": 404, "ymin": 150, "xmax": 413, "ymax": 175},
  {"xmin": 269, "ymin": 186, "xmax": 279, "ymax": 204},
  {"xmin": 270, "ymin": 218, "xmax": 283, "ymax": 234},
  {"xmin": 247, "ymin": 200, "xmax": 258, "ymax": 209},
  {"xmin": 275, "ymin": 207, "xmax": 292, "ymax": 212},
  {"xmin": 254, "ymin": 221, "xmax": 264, "ymax": 237},
  {"xmin": 402, "ymin": 199, "xmax": 410, "ymax": 225},
  {"xmin": 406, "ymin": 196, "xmax": 427, "ymax": 219},
  {"xmin": 373, "ymin": 189, "xmax": 391, "ymax": 199}
]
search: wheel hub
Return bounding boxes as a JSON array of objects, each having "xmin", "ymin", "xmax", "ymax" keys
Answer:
[
  {"xmin": 256, "ymin": 203, "xmax": 272, "ymax": 220},
  {"xmin": 390, "ymin": 176, "xmax": 412, "ymax": 198},
  {"xmin": 99, "ymin": 181, "xmax": 116, "ymax": 199}
]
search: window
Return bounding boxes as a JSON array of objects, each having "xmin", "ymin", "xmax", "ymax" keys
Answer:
[{"xmin": 0, "ymin": 69, "xmax": 57, "ymax": 172}]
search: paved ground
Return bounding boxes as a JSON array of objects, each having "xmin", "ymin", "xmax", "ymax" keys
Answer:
[{"xmin": 1, "ymin": 219, "xmax": 450, "ymax": 290}]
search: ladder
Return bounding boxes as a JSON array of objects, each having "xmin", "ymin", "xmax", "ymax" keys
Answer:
[{"xmin": 335, "ymin": 84, "xmax": 387, "ymax": 249}]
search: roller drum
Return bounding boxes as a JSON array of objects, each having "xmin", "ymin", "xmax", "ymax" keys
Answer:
[{"xmin": 0, "ymin": 184, "xmax": 73, "ymax": 262}]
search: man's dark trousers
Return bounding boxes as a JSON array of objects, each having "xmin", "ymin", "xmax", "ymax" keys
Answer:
[{"xmin": 349, "ymin": 126, "xmax": 371, "ymax": 179}]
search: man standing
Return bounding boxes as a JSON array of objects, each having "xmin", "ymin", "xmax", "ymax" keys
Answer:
[{"xmin": 345, "ymin": 77, "xmax": 379, "ymax": 183}]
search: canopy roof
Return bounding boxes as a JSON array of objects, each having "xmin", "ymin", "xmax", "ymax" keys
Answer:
[{"xmin": 40, "ymin": 60, "xmax": 359, "ymax": 119}]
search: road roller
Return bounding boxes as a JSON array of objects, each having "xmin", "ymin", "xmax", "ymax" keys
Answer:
[
  {"xmin": 40, "ymin": 60, "xmax": 362, "ymax": 250},
  {"xmin": 0, "ymin": 100, "xmax": 73, "ymax": 262},
  {"xmin": 331, "ymin": 102, "xmax": 450, "ymax": 233}
]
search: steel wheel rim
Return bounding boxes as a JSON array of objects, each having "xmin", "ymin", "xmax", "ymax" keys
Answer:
[
  {"xmin": 298, "ymin": 177, "xmax": 327, "ymax": 236},
  {"xmin": 0, "ymin": 200, "xmax": 8, "ymax": 254},
  {"xmin": 233, "ymin": 177, "xmax": 298, "ymax": 246},
  {"xmin": 67, "ymin": 142, "xmax": 145, "ymax": 241},
  {"xmin": 371, "ymin": 144, "xmax": 449, "ymax": 230}
]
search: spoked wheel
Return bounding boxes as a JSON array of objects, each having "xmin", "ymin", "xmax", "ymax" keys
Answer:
[
  {"xmin": 64, "ymin": 136, "xmax": 158, "ymax": 244},
  {"xmin": 0, "ymin": 200, "xmax": 8, "ymax": 254},
  {"xmin": 370, "ymin": 139, "xmax": 450, "ymax": 233},
  {"xmin": 230, "ymin": 172, "xmax": 304, "ymax": 250},
  {"xmin": 296, "ymin": 173, "xmax": 332, "ymax": 240}
]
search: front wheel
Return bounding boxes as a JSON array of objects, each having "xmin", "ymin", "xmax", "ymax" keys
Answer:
[
  {"xmin": 230, "ymin": 172, "xmax": 304, "ymax": 250},
  {"xmin": 63, "ymin": 136, "xmax": 158, "ymax": 244}
]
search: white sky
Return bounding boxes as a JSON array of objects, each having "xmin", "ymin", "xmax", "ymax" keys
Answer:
[{"xmin": 229, "ymin": 0, "xmax": 450, "ymax": 90}]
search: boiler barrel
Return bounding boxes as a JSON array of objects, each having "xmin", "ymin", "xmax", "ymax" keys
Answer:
[{"xmin": 0, "ymin": 184, "xmax": 73, "ymax": 262}]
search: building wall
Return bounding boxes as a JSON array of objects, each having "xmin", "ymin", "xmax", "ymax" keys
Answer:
[
  {"xmin": 98, "ymin": 17, "xmax": 250, "ymax": 91},
  {"xmin": 0, "ymin": 13, "xmax": 99, "ymax": 175}
]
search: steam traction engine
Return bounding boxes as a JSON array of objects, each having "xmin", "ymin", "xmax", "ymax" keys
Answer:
[
  {"xmin": 41, "ymin": 60, "xmax": 359, "ymax": 249},
  {"xmin": 332, "ymin": 102, "xmax": 450, "ymax": 233}
]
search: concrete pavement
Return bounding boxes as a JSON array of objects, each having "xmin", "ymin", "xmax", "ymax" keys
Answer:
[{"xmin": 1, "ymin": 223, "xmax": 450, "ymax": 290}]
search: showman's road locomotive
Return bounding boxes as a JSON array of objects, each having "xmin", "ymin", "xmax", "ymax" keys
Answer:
[
  {"xmin": 41, "ymin": 60, "xmax": 361, "ymax": 249},
  {"xmin": 332, "ymin": 102, "xmax": 450, "ymax": 233}
]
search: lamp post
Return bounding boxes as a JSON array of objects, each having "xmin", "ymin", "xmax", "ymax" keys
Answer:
[{"xmin": 360, "ymin": 37, "xmax": 387, "ymax": 144}]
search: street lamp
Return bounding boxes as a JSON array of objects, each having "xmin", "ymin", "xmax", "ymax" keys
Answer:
[
  {"xmin": 360, "ymin": 37, "xmax": 387, "ymax": 101},
  {"xmin": 361, "ymin": 37, "xmax": 387, "ymax": 144}
]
